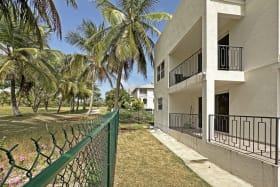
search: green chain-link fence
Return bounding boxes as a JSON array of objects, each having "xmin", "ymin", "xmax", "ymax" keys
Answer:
[{"xmin": 0, "ymin": 110, "xmax": 119, "ymax": 187}]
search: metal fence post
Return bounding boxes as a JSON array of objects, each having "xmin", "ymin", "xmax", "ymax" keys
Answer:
[
  {"xmin": 276, "ymin": 118, "xmax": 279, "ymax": 165},
  {"xmin": 107, "ymin": 121, "xmax": 111, "ymax": 187}
]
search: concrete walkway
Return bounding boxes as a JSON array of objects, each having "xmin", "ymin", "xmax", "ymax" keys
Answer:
[{"xmin": 150, "ymin": 128, "xmax": 253, "ymax": 187}]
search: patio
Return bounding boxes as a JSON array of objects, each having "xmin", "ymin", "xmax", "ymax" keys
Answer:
[{"xmin": 169, "ymin": 113, "xmax": 280, "ymax": 164}]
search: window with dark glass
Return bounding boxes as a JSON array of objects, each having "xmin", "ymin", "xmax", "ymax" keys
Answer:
[
  {"xmin": 160, "ymin": 62, "xmax": 164, "ymax": 79},
  {"xmin": 158, "ymin": 98, "xmax": 163, "ymax": 110},
  {"xmin": 140, "ymin": 89, "xmax": 147, "ymax": 94},
  {"xmin": 157, "ymin": 61, "xmax": 165, "ymax": 81},
  {"xmin": 143, "ymin": 98, "xmax": 147, "ymax": 104}
]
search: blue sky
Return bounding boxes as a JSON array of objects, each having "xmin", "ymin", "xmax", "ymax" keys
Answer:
[{"xmin": 49, "ymin": 0, "xmax": 180, "ymax": 98}]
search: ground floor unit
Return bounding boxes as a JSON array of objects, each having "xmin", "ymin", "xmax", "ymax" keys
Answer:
[{"xmin": 155, "ymin": 64, "xmax": 280, "ymax": 186}]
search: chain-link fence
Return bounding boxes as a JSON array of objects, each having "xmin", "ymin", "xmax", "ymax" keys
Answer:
[{"xmin": 0, "ymin": 110, "xmax": 119, "ymax": 187}]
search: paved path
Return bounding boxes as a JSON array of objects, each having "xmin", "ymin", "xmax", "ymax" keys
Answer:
[{"xmin": 150, "ymin": 129, "xmax": 253, "ymax": 187}]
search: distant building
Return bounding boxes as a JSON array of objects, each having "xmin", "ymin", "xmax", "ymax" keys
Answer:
[{"xmin": 130, "ymin": 83, "xmax": 154, "ymax": 112}]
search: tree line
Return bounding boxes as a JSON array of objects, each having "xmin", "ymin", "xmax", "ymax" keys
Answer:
[{"xmin": 0, "ymin": 0, "xmax": 171, "ymax": 116}]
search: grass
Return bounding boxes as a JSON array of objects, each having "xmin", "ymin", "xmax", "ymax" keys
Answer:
[
  {"xmin": 0, "ymin": 107, "xmax": 209, "ymax": 186},
  {"xmin": 0, "ymin": 106, "xmax": 102, "ymax": 179},
  {"xmin": 114, "ymin": 123, "xmax": 210, "ymax": 187}
]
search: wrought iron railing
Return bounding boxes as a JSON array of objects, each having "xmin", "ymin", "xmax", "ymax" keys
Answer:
[
  {"xmin": 169, "ymin": 46, "xmax": 242, "ymax": 87},
  {"xmin": 169, "ymin": 50, "xmax": 202, "ymax": 87},
  {"xmin": 0, "ymin": 110, "xmax": 119, "ymax": 187},
  {"xmin": 209, "ymin": 114, "xmax": 279, "ymax": 164},
  {"xmin": 169, "ymin": 113, "xmax": 202, "ymax": 138},
  {"xmin": 218, "ymin": 45, "xmax": 242, "ymax": 71}
]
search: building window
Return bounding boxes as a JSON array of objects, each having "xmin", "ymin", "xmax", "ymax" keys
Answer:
[
  {"xmin": 157, "ymin": 61, "xmax": 165, "ymax": 81},
  {"xmin": 143, "ymin": 98, "xmax": 147, "ymax": 104},
  {"xmin": 140, "ymin": 89, "xmax": 147, "ymax": 94},
  {"xmin": 158, "ymin": 98, "xmax": 163, "ymax": 110}
]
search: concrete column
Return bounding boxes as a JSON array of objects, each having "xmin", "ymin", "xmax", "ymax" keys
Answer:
[
  {"xmin": 167, "ymin": 56, "xmax": 170, "ymax": 129},
  {"xmin": 202, "ymin": 80, "xmax": 215, "ymax": 141},
  {"xmin": 277, "ymin": 69, "xmax": 280, "ymax": 148},
  {"xmin": 202, "ymin": 0, "xmax": 218, "ymax": 141}
]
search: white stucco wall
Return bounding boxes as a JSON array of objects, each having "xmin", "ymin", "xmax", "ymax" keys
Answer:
[
  {"xmin": 155, "ymin": 0, "xmax": 280, "ymax": 125},
  {"xmin": 154, "ymin": 57, "xmax": 170, "ymax": 131},
  {"xmin": 169, "ymin": 91, "xmax": 200, "ymax": 114},
  {"xmin": 154, "ymin": 0, "xmax": 280, "ymax": 186},
  {"xmin": 155, "ymin": 0, "xmax": 204, "ymax": 64},
  {"xmin": 230, "ymin": 0, "xmax": 278, "ymax": 70},
  {"xmin": 146, "ymin": 89, "xmax": 154, "ymax": 110},
  {"xmin": 154, "ymin": 0, "xmax": 204, "ymax": 131}
]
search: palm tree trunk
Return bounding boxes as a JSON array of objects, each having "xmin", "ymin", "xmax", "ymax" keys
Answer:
[
  {"xmin": 10, "ymin": 75, "xmax": 21, "ymax": 116},
  {"xmin": 88, "ymin": 72, "xmax": 96, "ymax": 115},
  {"xmin": 83, "ymin": 99, "xmax": 86, "ymax": 110},
  {"xmin": 114, "ymin": 62, "xmax": 124, "ymax": 109},
  {"xmin": 76, "ymin": 99, "xmax": 80, "ymax": 112},
  {"xmin": 44, "ymin": 98, "xmax": 49, "ymax": 112},
  {"xmin": 17, "ymin": 74, "xmax": 25, "ymax": 107},
  {"xmin": 70, "ymin": 96, "xmax": 75, "ymax": 112},
  {"xmin": 57, "ymin": 98, "xmax": 63, "ymax": 113}
]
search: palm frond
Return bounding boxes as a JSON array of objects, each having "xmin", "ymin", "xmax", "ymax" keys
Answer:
[
  {"xmin": 140, "ymin": 12, "xmax": 172, "ymax": 22},
  {"xmin": 135, "ymin": 0, "xmax": 159, "ymax": 15}
]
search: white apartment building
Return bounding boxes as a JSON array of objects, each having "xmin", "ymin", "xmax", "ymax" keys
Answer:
[
  {"xmin": 154, "ymin": 0, "xmax": 280, "ymax": 186},
  {"xmin": 131, "ymin": 83, "xmax": 154, "ymax": 111}
]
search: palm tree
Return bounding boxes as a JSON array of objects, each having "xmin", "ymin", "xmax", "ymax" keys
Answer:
[
  {"xmin": 0, "ymin": 8, "xmax": 60, "ymax": 116},
  {"xmin": 65, "ymin": 19, "xmax": 114, "ymax": 114},
  {"xmin": 22, "ymin": 49, "xmax": 63, "ymax": 112},
  {"xmin": 55, "ymin": 54, "xmax": 94, "ymax": 113},
  {"xmin": 0, "ymin": 0, "xmax": 77, "ymax": 47},
  {"xmin": 93, "ymin": 0, "xmax": 171, "ymax": 109}
]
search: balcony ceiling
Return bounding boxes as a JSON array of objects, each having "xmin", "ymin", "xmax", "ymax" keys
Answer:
[
  {"xmin": 170, "ymin": 18, "xmax": 202, "ymax": 61},
  {"xmin": 170, "ymin": 15, "xmax": 239, "ymax": 61}
]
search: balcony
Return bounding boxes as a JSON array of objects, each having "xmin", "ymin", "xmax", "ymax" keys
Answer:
[
  {"xmin": 209, "ymin": 114, "xmax": 279, "ymax": 164},
  {"xmin": 169, "ymin": 50, "xmax": 202, "ymax": 87},
  {"xmin": 169, "ymin": 113, "xmax": 202, "ymax": 138},
  {"xmin": 169, "ymin": 113, "xmax": 280, "ymax": 164},
  {"xmin": 169, "ymin": 45, "xmax": 243, "ymax": 87}
]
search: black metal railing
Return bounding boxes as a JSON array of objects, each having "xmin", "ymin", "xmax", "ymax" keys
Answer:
[
  {"xmin": 169, "ymin": 50, "xmax": 202, "ymax": 87},
  {"xmin": 169, "ymin": 113, "xmax": 202, "ymax": 138},
  {"xmin": 209, "ymin": 114, "xmax": 279, "ymax": 164},
  {"xmin": 218, "ymin": 45, "xmax": 242, "ymax": 71}
]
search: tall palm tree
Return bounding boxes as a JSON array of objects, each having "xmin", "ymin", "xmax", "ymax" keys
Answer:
[
  {"xmin": 0, "ymin": 0, "xmax": 77, "ymax": 47},
  {"xmin": 66, "ymin": 19, "xmax": 114, "ymax": 114},
  {"xmin": 21, "ymin": 49, "xmax": 63, "ymax": 112},
  {"xmin": 93, "ymin": 0, "xmax": 171, "ymax": 109}
]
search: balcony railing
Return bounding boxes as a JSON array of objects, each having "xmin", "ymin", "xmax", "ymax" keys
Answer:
[
  {"xmin": 169, "ymin": 113, "xmax": 202, "ymax": 138},
  {"xmin": 169, "ymin": 45, "xmax": 243, "ymax": 87},
  {"xmin": 218, "ymin": 45, "xmax": 242, "ymax": 71},
  {"xmin": 169, "ymin": 49, "xmax": 202, "ymax": 87},
  {"xmin": 209, "ymin": 114, "xmax": 279, "ymax": 164}
]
